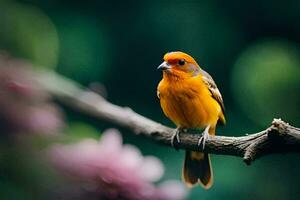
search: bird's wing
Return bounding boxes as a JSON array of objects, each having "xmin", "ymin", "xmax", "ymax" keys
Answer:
[{"xmin": 200, "ymin": 69, "xmax": 225, "ymax": 114}]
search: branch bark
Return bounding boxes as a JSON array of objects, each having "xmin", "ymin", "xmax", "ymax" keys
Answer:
[{"xmin": 36, "ymin": 70, "xmax": 300, "ymax": 165}]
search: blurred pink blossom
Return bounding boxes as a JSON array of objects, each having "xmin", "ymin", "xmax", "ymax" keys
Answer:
[
  {"xmin": 0, "ymin": 54, "xmax": 64, "ymax": 135},
  {"xmin": 48, "ymin": 129, "xmax": 188, "ymax": 200}
]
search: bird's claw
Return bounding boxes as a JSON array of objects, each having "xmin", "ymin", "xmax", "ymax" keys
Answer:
[
  {"xmin": 171, "ymin": 128, "xmax": 182, "ymax": 150},
  {"xmin": 198, "ymin": 126, "xmax": 210, "ymax": 150}
]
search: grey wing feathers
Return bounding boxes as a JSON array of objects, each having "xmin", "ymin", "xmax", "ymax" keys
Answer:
[{"xmin": 200, "ymin": 69, "xmax": 225, "ymax": 114}]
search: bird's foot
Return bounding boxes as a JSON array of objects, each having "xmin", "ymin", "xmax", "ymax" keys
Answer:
[
  {"xmin": 198, "ymin": 125, "xmax": 210, "ymax": 150},
  {"xmin": 171, "ymin": 128, "xmax": 185, "ymax": 150}
]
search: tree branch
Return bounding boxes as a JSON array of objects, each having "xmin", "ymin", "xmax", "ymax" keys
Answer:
[{"xmin": 36, "ymin": 70, "xmax": 300, "ymax": 165}]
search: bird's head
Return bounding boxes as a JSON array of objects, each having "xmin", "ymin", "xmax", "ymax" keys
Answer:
[{"xmin": 157, "ymin": 51, "xmax": 200, "ymax": 77}]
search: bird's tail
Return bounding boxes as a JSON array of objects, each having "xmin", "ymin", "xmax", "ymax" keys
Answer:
[{"xmin": 182, "ymin": 151, "xmax": 213, "ymax": 189}]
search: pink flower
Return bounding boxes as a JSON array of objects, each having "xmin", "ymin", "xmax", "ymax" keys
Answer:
[
  {"xmin": 48, "ymin": 129, "xmax": 188, "ymax": 200},
  {"xmin": 0, "ymin": 54, "xmax": 64, "ymax": 135}
]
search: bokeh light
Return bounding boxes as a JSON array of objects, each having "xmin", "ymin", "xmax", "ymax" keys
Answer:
[
  {"xmin": 0, "ymin": 1, "xmax": 59, "ymax": 69},
  {"xmin": 232, "ymin": 39, "xmax": 300, "ymax": 126}
]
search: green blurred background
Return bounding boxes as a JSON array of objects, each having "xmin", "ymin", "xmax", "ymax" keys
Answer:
[{"xmin": 1, "ymin": 0, "xmax": 300, "ymax": 199}]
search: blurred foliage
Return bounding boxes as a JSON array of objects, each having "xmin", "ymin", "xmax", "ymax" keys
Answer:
[
  {"xmin": 64, "ymin": 122, "xmax": 101, "ymax": 142},
  {"xmin": 0, "ymin": 0, "xmax": 59, "ymax": 68},
  {"xmin": 0, "ymin": 0, "xmax": 300, "ymax": 199},
  {"xmin": 232, "ymin": 40, "xmax": 300, "ymax": 126}
]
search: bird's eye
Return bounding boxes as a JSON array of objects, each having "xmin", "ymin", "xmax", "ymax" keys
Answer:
[{"xmin": 178, "ymin": 59, "xmax": 185, "ymax": 66}]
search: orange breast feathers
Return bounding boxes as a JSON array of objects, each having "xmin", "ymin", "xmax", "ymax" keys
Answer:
[
  {"xmin": 158, "ymin": 72, "xmax": 223, "ymax": 131},
  {"xmin": 157, "ymin": 51, "xmax": 225, "ymax": 133}
]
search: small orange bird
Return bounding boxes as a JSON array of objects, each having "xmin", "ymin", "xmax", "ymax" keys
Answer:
[{"xmin": 157, "ymin": 51, "xmax": 225, "ymax": 189}]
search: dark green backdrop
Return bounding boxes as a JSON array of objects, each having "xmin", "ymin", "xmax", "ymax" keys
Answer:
[{"xmin": 0, "ymin": 0, "xmax": 300, "ymax": 199}]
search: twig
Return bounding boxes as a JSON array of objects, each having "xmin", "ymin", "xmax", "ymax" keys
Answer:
[{"xmin": 36, "ymin": 70, "xmax": 300, "ymax": 165}]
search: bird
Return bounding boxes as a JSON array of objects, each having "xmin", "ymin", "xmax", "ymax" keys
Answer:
[{"xmin": 157, "ymin": 51, "xmax": 225, "ymax": 189}]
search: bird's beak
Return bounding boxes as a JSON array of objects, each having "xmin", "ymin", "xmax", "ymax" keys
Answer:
[{"xmin": 157, "ymin": 61, "xmax": 171, "ymax": 71}]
